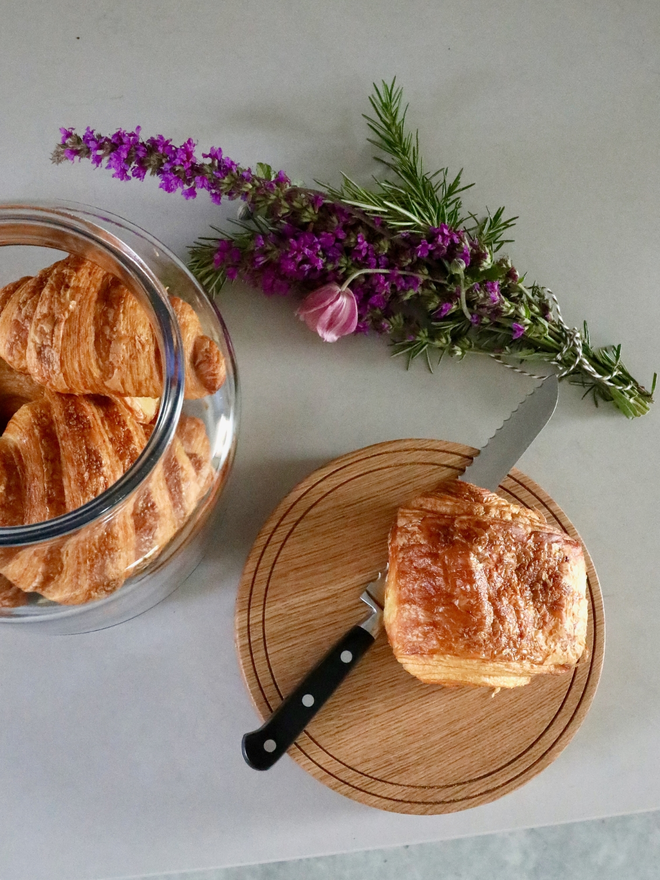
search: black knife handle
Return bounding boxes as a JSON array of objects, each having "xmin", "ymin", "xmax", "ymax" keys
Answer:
[{"xmin": 242, "ymin": 624, "xmax": 375, "ymax": 771}]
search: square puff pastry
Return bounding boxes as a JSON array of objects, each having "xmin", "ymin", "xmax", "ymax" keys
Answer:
[{"xmin": 383, "ymin": 481, "xmax": 588, "ymax": 689}]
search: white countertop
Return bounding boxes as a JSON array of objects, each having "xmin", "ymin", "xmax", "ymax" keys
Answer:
[{"xmin": 1, "ymin": 2, "xmax": 659, "ymax": 878}]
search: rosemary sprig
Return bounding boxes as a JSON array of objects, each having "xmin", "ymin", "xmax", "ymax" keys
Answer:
[{"xmin": 327, "ymin": 79, "xmax": 517, "ymax": 252}]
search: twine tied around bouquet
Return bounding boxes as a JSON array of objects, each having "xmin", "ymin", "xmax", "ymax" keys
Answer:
[{"xmin": 490, "ymin": 289, "xmax": 635, "ymax": 394}]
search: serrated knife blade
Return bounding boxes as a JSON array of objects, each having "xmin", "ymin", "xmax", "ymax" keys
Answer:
[
  {"xmin": 460, "ymin": 374, "xmax": 559, "ymax": 492},
  {"xmin": 242, "ymin": 375, "xmax": 559, "ymax": 770}
]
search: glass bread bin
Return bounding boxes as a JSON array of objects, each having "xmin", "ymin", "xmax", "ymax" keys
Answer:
[{"xmin": 0, "ymin": 202, "xmax": 238, "ymax": 633}]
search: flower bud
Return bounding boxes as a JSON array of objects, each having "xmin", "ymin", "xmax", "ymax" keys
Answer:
[{"xmin": 296, "ymin": 283, "xmax": 358, "ymax": 342}]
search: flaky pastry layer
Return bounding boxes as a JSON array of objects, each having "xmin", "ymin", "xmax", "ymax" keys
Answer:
[
  {"xmin": 0, "ymin": 255, "xmax": 226, "ymax": 399},
  {"xmin": 384, "ymin": 480, "xmax": 588, "ymax": 689},
  {"xmin": 0, "ymin": 392, "xmax": 214, "ymax": 605}
]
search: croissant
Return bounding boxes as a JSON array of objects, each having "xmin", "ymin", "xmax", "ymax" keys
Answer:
[
  {"xmin": 384, "ymin": 481, "xmax": 588, "ymax": 689},
  {"xmin": 0, "ymin": 255, "xmax": 225, "ymax": 400},
  {"xmin": 0, "ymin": 391, "xmax": 213, "ymax": 605}
]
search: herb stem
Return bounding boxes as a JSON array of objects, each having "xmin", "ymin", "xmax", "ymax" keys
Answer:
[{"xmin": 340, "ymin": 268, "xmax": 426, "ymax": 290}]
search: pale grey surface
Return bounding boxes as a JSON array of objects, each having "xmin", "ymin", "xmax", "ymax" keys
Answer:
[
  {"xmin": 1, "ymin": 2, "xmax": 659, "ymax": 880},
  {"xmin": 135, "ymin": 810, "xmax": 660, "ymax": 880}
]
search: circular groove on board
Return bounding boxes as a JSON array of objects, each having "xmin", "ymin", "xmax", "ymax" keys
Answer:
[{"xmin": 235, "ymin": 440, "xmax": 605, "ymax": 814}]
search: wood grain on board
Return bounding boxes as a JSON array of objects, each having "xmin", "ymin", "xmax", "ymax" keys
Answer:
[{"xmin": 235, "ymin": 439, "xmax": 605, "ymax": 815}]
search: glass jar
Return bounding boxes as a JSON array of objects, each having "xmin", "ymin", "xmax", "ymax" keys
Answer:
[{"xmin": 0, "ymin": 201, "xmax": 238, "ymax": 633}]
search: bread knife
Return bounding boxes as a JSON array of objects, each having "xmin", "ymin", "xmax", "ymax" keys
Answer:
[{"xmin": 242, "ymin": 375, "xmax": 559, "ymax": 770}]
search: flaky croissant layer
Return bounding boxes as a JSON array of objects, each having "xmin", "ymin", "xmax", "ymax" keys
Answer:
[
  {"xmin": 0, "ymin": 392, "xmax": 213, "ymax": 605},
  {"xmin": 384, "ymin": 481, "xmax": 588, "ymax": 689},
  {"xmin": 0, "ymin": 255, "xmax": 225, "ymax": 399}
]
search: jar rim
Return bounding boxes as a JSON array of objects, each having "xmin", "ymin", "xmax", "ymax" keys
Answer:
[{"xmin": 0, "ymin": 201, "xmax": 185, "ymax": 547}]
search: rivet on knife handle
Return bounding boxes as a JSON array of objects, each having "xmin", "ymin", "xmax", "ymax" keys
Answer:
[{"xmin": 242, "ymin": 624, "xmax": 375, "ymax": 771}]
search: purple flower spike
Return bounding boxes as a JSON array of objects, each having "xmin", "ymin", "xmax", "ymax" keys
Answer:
[
  {"xmin": 434, "ymin": 302, "xmax": 452, "ymax": 319},
  {"xmin": 512, "ymin": 322, "xmax": 525, "ymax": 340},
  {"xmin": 53, "ymin": 126, "xmax": 291, "ymax": 212},
  {"xmin": 484, "ymin": 280, "xmax": 500, "ymax": 303}
]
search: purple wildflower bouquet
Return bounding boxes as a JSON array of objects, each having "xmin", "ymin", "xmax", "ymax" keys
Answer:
[{"xmin": 53, "ymin": 81, "xmax": 654, "ymax": 417}]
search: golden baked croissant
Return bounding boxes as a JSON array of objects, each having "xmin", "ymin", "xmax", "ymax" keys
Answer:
[
  {"xmin": 0, "ymin": 255, "xmax": 225, "ymax": 399},
  {"xmin": 0, "ymin": 391, "xmax": 213, "ymax": 605},
  {"xmin": 384, "ymin": 480, "xmax": 588, "ymax": 689}
]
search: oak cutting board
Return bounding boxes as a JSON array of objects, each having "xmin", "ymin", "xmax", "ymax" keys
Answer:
[{"xmin": 235, "ymin": 439, "xmax": 605, "ymax": 814}]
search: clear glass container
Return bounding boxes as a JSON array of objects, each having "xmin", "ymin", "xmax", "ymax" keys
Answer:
[{"xmin": 0, "ymin": 201, "xmax": 238, "ymax": 633}]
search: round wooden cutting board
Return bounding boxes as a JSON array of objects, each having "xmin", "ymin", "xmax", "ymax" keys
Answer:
[{"xmin": 235, "ymin": 440, "xmax": 605, "ymax": 815}]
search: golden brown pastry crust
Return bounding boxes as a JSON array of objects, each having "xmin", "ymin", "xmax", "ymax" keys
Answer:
[
  {"xmin": 0, "ymin": 255, "xmax": 225, "ymax": 400},
  {"xmin": 0, "ymin": 393, "xmax": 214, "ymax": 604},
  {"xmin": 0, "ymin": 353, "xmax": 157, "ymax": 429},
  {"xmin": 384, "ymin": 481, "xmax": 588, "ymax": 688}
]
